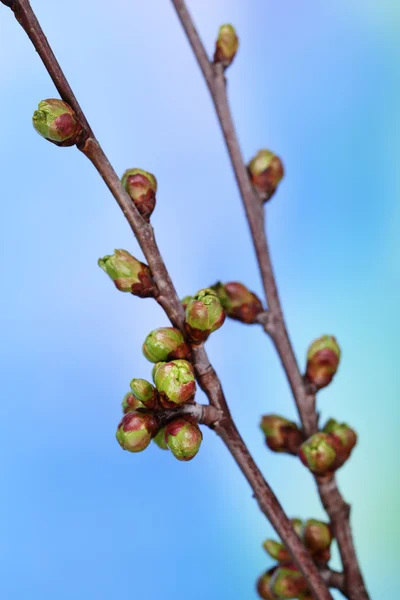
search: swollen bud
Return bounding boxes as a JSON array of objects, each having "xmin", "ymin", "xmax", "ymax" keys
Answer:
[
  {"xmin": 248, "ymin": 149, "xmax": 284, "ymax": 202},
  {"xmin": 212, "ymin": 281, "xmax": 263, "ymax": 324},
  {"xmin": 306, "ymin": 335, "xmax": 341, "ymax": 389},
  {"xmin": 181, "ymin": 296, "xmax": 193, "ymax": 310},
  {"xmin": 98, "ymin": 249, "xmax": 155, "ymax": 297},
  {"xmin": 260, "ymin": 415, "xmax": 304, "ymax": 455},
  {"xmin": 32, "ymin": 99, "xmax": 83, "ymax": 146},
  {"xmin": 303, "ymin": 519, "xmax": 333, "ymax": 554},
  {"xmin": 185, "ymin": 288, "xmax": 225, "ymax": 344},
  {"xmin": 269, "ymin": 565, "xmax": 308, "ymax": 599},
  {"xmin": 153, "ymin": 427, "xmax": 169, "ymax": 450},
  {"xmin": 323, "ymin": 418, "xmax": 357, "ymax": 459},
  {"xmin": 263, "ymin": 539, "xmax": 290, "ymax": 563},
  {"xmin": 122, "ymin": 391, "xmax": 144, "ymax": 414},
  {"xmin": 116, "ymin": 411, "xmax": 159, "ymax": 453},
  {"xmin": 165, "ymin": 416, "xmax": 203, "ymax": 461},
  {"xmin": 257, "ymin": 568, "xmax": 278, "ymax": 599},
  {"xmin": 121, "ymin": 168, "xmax": 157, "ymax": 222},
  {"xmin": 298, "ymin": 432, "xmax": 337, "ymax": 475},
  {"xmin": 153, "ymin": 359, "xmax": 196, "ymax": 408},
  {"xmin": 214, "ymin": 24, "xmax": 239, "ymax": 68},
  {"xmin": 142, "ymin": 327, "xmax": 190, "ymax": 363},
  {"xmin": 130, "ymin": 378, "xmax": 159, "ymax": 410}
]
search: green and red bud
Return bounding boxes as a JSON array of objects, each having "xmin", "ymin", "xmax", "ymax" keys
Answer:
[
  {"xmin": 164, "ymin": 416, "xmax": 203, "ymax": 461},
  {"xmin": 248, "ymin": 149, "xmax": 284, "ymax": 202},
  {"xmin": 263, "ymin": 539, "xmax": 291, "ymax": 563},
  {"xmin": 130, "ymin": 378, "xmax": 159, "ymax": 410},
  {"xmin": 153, "ymin": 427, "xmax": 169, "ymax": 450},
  {"xmin": 291, "ymin": 518, "xmax": 304, "ymax": 538},
  {"xmin": 122, "ymin": 391, "xmax": 144, "ymax": 414},
  {"xmin": 269, "ymin": 565, "xmax": 308, "ymax": 599},
  {"xmin": 257, "ymin": 568, "xmax": 279, "ymax": 599},
  {"xmin": 305, "ymin": 335, "xmax": 341, "ymax": 389},
  {"xmin": 180, "ymin": 296, "xmax": 193, "ymax": 310},
  {"xmin": 121, "ymin": 168, "xmax": 157, "ymax": 222},
  {"xmin": 298, "ymin": 432, "xmax": 337, "ymax": 475},
  {"xmin": 32, "ymin": 99, "xmax": 83, "ymax": 146},
  {"xmin": 212, "ymin": 281, "xmax": 263, "ymax": 324},
  {"xmin": 323, "ymin": 418, "xmax": 357, "ymax": 460},
  {"xmin": 260, "ymin": 414, "xmax": 305, "ymax": 455},
  {"xmin": 116, "ymin": 411, "xmax": 159, "ymax": 453},
  {"xmin": 214, "ymin": 24, "xmax": 239, "ymax": 68},
  {"xmin": 153, "ymin": 359, "xmax": 196, "ymax": 408},
  {"xmin": 98, "ymin": 249, "xmax": 155, "ymax": 297},
  {"xmin": 142, "ymin": 327, "xmax": 190, "ymax": 363},
  {"xmin": 303, "ymin": 519, "xmax": 333, "ymax": 554},
  {"xmin": 185, "ymin": 288, "xmax": 225, "ymax": 344}
]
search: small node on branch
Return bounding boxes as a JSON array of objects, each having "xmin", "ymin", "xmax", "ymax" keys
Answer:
[
  {"xmin": 32, "ymin": 99, "xmax": 83, "ymax": 147},
  {"xmin": 98, "ymin": 249, "xmax": 156, "ymax": 297},
  {"xmin": 260, "ymin": 414, "xmax": 305, "ymax": 455},
  {"xmin": 213, "ymin": 24, "xmax": 239, "ymax": 69},
  {"xmin": 152, "ymin": 359, "xmax": 196, "ymax": 408},
  {"xmin": 122, "ymin": 391, "xmax": 144, "ymax": 414},
  {"xmin": 164, "ymin": 416, "xmax": 203, "ymax": 461},
  {"xmin": 212, "ymin": 281, "xmax": 263, "ymax": 324},
  {"xmin": 130, "ymin": 378, "xmax": 160, "ymax": 410},
  {"xmin": 248, "ymin": 149, "xmax": 284, "ymax": 202},
  {"xmin": 305, "ymin": 335, "xmax": 341, "ymax": 390},
  {"xmin": 142, "ymin": 327, "xmax": 190, "ymax": 363},
  {"xmin": 121, "ymin": 168, "xmax": 157, "ymax": 222},
  {"xmin": 116, "ymin": 411, "xmax": 160, "ymax": 453},
  {"xmin": 184, "ymin": 288, "xmax": 225, "ymax": 344}
]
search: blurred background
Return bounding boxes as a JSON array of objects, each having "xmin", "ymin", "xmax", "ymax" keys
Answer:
[{"xmin": 0, "ymin": 0, "xmax": 398, "ymax": 598}]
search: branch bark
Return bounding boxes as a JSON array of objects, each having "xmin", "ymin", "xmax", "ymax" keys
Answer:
[
  {"xmin": 169, "ymin": 1, "xmax": 370, "ymax": 599},
  {"xmin": 1, "ymin": 1, "xmax": 334, "ymax": 599}
]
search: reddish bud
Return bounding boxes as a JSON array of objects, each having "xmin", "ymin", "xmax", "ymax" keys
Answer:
[
  {"xmin": 257, "ymin": 568, "xmax": 279, "ymax": 599},
  {"xmin": 306, "ymin": 335, "xmax": 341, "ymax": 389},
  {"xmin": 165, "ymin": 416, "xmax": 203, "ymax": 461},
  {"xmin": 116, "ymin": 411, "xmax": 159, "ymax": 453},
  {"xmin": 260, "ymin": 414, "xmax": 305, "ymax": 455},
  {"xmin": 212, "ymin": 281, "xmax": 263, "ymax": 324},
  {"xmin": 142, "ymin": 327, "xmax": 190, "ymax": 363},
  {"xmin": 121, "ymin": 168, "xmax": 157, "ymax": 221},
  {"xmin": 153, "ymin": 359, "xmax": 196, "ymax": 408},
  {"xmin": 298, "ymin": 433, "xmax": 337, "ymax": 475},
  {"xmin": 98, "ymin": 249, "xmax": 155, "ymax": 297},
  {"xmin": 270, "ymin": 565, "xmax": 308, "ymax": 599},
  {"xmin": 185, "ymin": 288, "xmax": 225, "ymax": 344},
  {"xmin": 263, "ymin": 539, "xmax": 291, "ymax": 563},
  {"xmin": 121, "ymin": 391, "xmax": 144, "ymax": 414},
  {"xmin": 303, "ymin": 519, "xmax": 333, "ymax": 554},
  {"xmin": 32, "ymin": 99, "xmax": 82, "ymax": 147},
  {"xmin": 248, "ymin": 149, "xmax": 284, "ymax": 202}
]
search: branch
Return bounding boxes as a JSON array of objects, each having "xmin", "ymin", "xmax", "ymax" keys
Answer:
[
  {"xmin": 170, "ymin": 2, "xmax": 370, "ymax": 599},
  {"xmin": 1, "ymin": 1, "xmax": 334, "ymax": 599},
  {"xmin": 320, "ymin": 568, "xmax": 346, "ymax": 594}
]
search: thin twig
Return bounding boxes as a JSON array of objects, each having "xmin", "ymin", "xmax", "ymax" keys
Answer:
[
  {"xmin": 1, "ymin": 1, "xmax": 335, "ymax": 599},
  {"xmin": 169, "ymin": 1, "xmax": 370, "ymax": 599},
  {"xmin": 320, "ymin": 568, "xmax": 346, "ymax": 594}
]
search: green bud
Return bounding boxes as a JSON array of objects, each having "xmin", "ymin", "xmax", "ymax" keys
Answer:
[
  {"xmin": 260, "ymin": 414, "xmax": 304, "ymax": 455},
  {"xmin": 153, "ymin": 359, "xmax": 196, "ymax": 408},
  {"xmin": 323, "ymin": 418, "xmax": 357, "ymax": 458},
  {"xmin": 165, "ymin": 416, "xmax": 203, "ymax": 461},
  {"xmin": 142, "ymin": 327, "xmax": 190, "ymax": 363},
  {"xmin": 291, "ymin": 518, "xmax": 303, "ymax": 538},
  {"xmin": 121, "ymin": 168, "xmax": 157, "ymax": 222},
  {"xmin": 181, "ymin": 296, "xmax": 193, "ymax": 310},
  {"xmin": 122, "ymin": 391, "xmax": 144, "ymax": 414},
  {"xmin": 263, "ymin": 539, "xmax": 291, "ymax": 563},
  {"xmin": 130, "ymin": 378, "xmax": 159, "ymax": 409},
  {"xmin": 116, "ymin": 411, "xmax": 159, "ymax": 453},
  {"xmin": 257, "ymin": 568, "xmax": 278, "ymax": 599},
  {"xmin": 214, "ymin": 24, "xmax": 239, "ymax": 68},
  {"xmin": 185, "ymin": 288, "xmax": 225, "ymax": 344},
  {"xmin": 248, "ymin": 149, "xmax": 284, "ymax": 202},
  {"xmin": 306, "ymin": 335, "xmax": 341, "ymax": 389},
  {"xmin": 303, "ymin": 519, "xmax": 333, "ymax": 553},
  {"xmin": 270, "ymin": 566, "xmax": 307, "ymax": 599},
  {"xmin": 32, "ymin": 99, "xmax": 83, "ymax": 146},
  {"xmin": 98, "ymin": 249, "xmax": 155, "ymax": 297},
  {"xmin": 298, "ymin": 432, "xmax": 337, "ymax": 475},
  {"xmin": 153, "ymin": 427, "xmax": 169, "ymax": 450},
  {"xmin": 212, "ymin": 281, "xmax": 263, "ymax": 324}
]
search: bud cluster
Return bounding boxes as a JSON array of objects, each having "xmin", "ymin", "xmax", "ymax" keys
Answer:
[
  {"xmin": 299, "ymin": 418, "xmax": 357, "ymax": 477},
  {"xmin": 116, "ymin": 327, "xmax": 203, "ymax": 461},
  {"xmin": 257, "ymin": 518, "xmax": 333, "ymax": 598}
]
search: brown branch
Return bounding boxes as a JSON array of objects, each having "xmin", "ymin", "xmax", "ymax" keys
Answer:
[
  {"xmin": 1, "ymin": 1, "xmax": 335, "ymax": 599},
  {"xmin": 170, "ymin": 1, "xmax": 370, "ymax": 599},
  {"xmin": 320, "ymin": 568, "xmax": 346, "ymax": 594}
]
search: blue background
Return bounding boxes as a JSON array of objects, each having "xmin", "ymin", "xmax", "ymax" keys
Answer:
[{"xmin": 1, "ymin": 1, "xmax": 398, "ymax": 598}]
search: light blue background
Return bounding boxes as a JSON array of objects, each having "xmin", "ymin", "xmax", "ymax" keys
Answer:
[{"xmin": 1, "ymin": 1, "xmax": 398, "ymax": 598}]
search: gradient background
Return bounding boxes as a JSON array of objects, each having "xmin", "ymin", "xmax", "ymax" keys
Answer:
[{"xmin": 0, "ymin": 1, "xmax": 398, "ymax": 598}]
